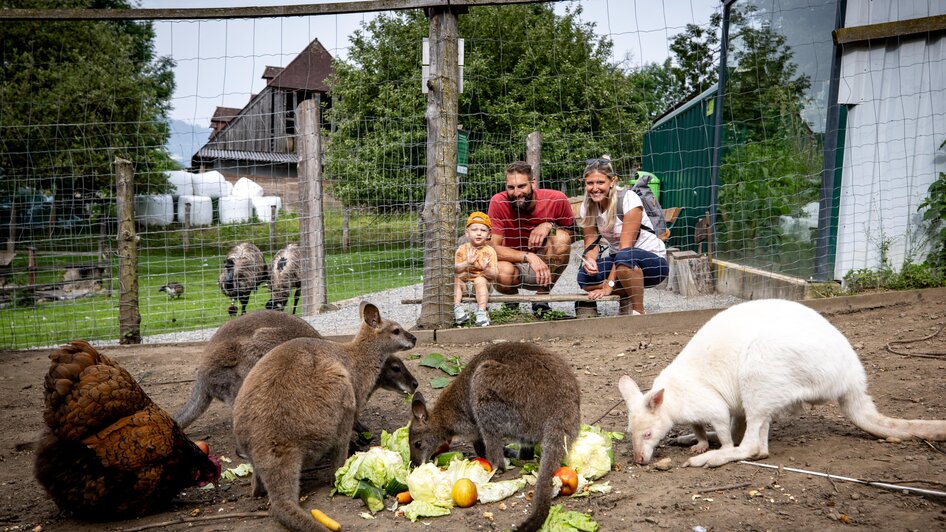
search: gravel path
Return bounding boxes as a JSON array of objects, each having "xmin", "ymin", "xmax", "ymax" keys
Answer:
[{"xmin": 137, "ymin": 250, "xmax": 742, "ymax": 344}]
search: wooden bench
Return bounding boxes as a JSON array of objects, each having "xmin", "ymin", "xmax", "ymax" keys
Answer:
[{"xmin": 401, "ymin": 293, "xmax": 619, "ymax": 305}]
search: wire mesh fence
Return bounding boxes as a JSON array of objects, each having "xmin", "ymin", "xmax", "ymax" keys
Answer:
[{"xmin": 1, "ymin": 0, "xmax": 942, "ymax": 348}]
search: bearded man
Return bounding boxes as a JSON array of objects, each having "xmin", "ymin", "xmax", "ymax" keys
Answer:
[{"xmin": 486, "ymin": 160, "xmax": 574, "ymax": 316}]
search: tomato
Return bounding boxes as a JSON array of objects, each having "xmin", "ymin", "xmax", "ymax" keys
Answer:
[
  {"xmin": 194, "ymin": 440, "xmax": 210, "ymax": 454},
  {"xmin": 451, "ymin": 478, "xmax": 478, "ymax": 508},
  {"xmin": 471, "ymin": 457, "xmax": 492, "ymax": 472},
  {"xmin": 554, "ymin": 466, "xmax": 578, "ymax": 496}
]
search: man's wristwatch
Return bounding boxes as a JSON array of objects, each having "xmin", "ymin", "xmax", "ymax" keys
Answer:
[
  {"xmin": 548, "ymin": 222, "xmax": 557, "ymax": 236},
  {"xmin": 523, "ymin": 252, "xmax": 530, "ymax": 263},
  {"xmin": 607, "ymin": 280, "xmax": 616, "ymax": 289}
]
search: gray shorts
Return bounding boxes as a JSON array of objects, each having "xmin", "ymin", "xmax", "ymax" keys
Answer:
[{"xmin": 514, "ymin": 262, "xmax": 544, "ymax": 291}]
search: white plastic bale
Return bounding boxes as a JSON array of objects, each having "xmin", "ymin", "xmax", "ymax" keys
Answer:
[
  {"xmin": 133, "ymin": 194, "xmax": 174, "ymax": 226},
  {"xmin": 192, "ymin": 170, "xmax": 233, "ymax": 199},
  {"xmin": 166, "ymin": 170, "xmax": 194, "ymax": 197},
  {"xmin": 219, "ymin": 196, "xmax": 253, "ymax": 224},
  {"xmin": 177, "ymin": 195, "xmax": 214, "ymax": 226},
  {"xmin": 251, "ymin": 196, "xmax": 282, "ymax": 222},
  {"xmin": 232, "ymin": 176, "xmax": 265, "ymax": 198}
]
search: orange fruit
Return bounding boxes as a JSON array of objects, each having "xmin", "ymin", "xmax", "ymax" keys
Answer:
[
  {"xmin": 471, "ymin": 457, "xmax": 492, "ymax": 472},
  {"xmin": 451, "ymin": 478, "xmax": 478, "ymax": 508},
  {"xmin": 194, "ymin": 440, "xmax": 210, "ymax": 454},
  {"xmin": 554, "ymin": 466, "xmax": 578, "ymax": 496}
]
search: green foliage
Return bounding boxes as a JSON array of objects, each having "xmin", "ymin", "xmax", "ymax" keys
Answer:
[
  {"xmin": 918, "ymin": 139, "xmax": 946, "ymax": 270},
  {"xmin": 668, "ymin": 14, "xmax": 721, "ymax": 98},
  {"xmin": 843, "ymin": 261, "xmax": 946, "ymax": 294},
  {"xmin": 326, "ymin": 5, "xmax": 673, "ymax": 209},
  {"xmin": 0, "ymin": 0, "xmax": 176, "ymax": 214},
  {"xmin": 716, "ymin": 133, "xmax": 820, "ymax": 267}
]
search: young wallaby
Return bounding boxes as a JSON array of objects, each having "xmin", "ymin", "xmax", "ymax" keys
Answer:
[
  {"xmin": 618, "ymin": 299, "xmax": 946, "ymax": 469},
  {"xmin": 173, "ymin": 309, "xmax": 417, "ymax": 431},
  {"xmin": 232, "ymin": 302, "xmax": 416, "ymax": 532},
  {"xmin": 409, "ymin": 343, "xmax": 580, "ymax": 532}
]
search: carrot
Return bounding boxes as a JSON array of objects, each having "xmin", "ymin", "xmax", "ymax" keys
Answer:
[
  {"xmin": 396, "ymin": 490, "xmax": 413, "ymax": 504},
  {"xmin": 310, "ymin": 508, "xmax": 342, "ymax": 531}
]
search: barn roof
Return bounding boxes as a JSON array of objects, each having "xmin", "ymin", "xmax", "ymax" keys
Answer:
[{"xmin": 266, "ymin": 39, "xmax": 333, "ymax": 92}]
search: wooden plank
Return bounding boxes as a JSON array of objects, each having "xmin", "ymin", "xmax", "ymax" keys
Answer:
[
  {"xmin": 402, "ymin": 293, "xmax": 620, "ymax": 304},
  {"xmin": 0, "ymin": 0, "xmax": 559, "ymax": 21},
  {"xmin": 834, "ymin": 14, "xmax": 946, "ymax": 45}
]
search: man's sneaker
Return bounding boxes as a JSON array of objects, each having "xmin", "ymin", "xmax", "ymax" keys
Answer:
[
  {"xmin": 454, "ymin": 305, "xmax": 471, "ymax": 325},
  {"xmin": 532, "ymin": 302, "xmax": 553, "ymax": 318},
  {"xmin": 474, "ymin": 309, "xmax": 490, "ymax": 327},
  {"xmin": 575, "ymin": 300, "xmax": 599, "ymax": 318}
]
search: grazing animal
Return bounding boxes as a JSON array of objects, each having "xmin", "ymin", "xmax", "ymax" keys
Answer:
[
  {"xmin": 618, "ymin": 299, "xmax": 946, "ymax": 468},
  {"xmin": 266, "ymin": 243, "xmax": 302, "ymax": 314},
  {"xmin": 158, "ymin": 282, "xmax": 184, "ymax": 299},
  {"xmin": 173, "ymin": 309, "xmax": 417, "ymax": 432},
  {"xmin": 232, "ymin": 302, "xmax": 416, "ymax": 532},
  {"xmin": 34, "ymin": 341, "xmax": 220, "ymax": 520},
  {"xmin": 219, "ymin": 242, "xmax": 267, "ymax": 316},
  {"xmin": 409, "ymin": 343, "xmax": 580, "ymax": 532}
]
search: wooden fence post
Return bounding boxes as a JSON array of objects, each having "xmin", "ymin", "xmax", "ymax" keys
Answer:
[
  {"xmin": 115, "ymin": 157, "xmax": 141, "ymax": 344},
  {"xmin": 417, "ymin": 6, "xmax": 460, "ymax": 329},
  {"xmin": 297, "ymin": 97, "xmax": 328, "ymax": 314},
  {"xmin": 526, "ymin": 131, "xmax": 541, "ymax": 187}
]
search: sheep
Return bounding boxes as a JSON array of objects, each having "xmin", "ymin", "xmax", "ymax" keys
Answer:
[
  {"xmin": 266, "ymin": 243, "xmax": 302, "ymax": 314},
  {"xmin": 219, "ymin": 242, "xmax": 268, "ymax": 316}
]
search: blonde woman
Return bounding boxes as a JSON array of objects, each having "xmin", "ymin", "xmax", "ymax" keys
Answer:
[{"xmin": 577, "ymin": 157, "xmax": 668, "ymax": 315}]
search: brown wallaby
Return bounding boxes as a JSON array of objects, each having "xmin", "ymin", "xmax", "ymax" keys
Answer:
[
  {"xmin": 173, "ymin": 309, "xmax": 418, "ymax": 433},
  {"xmin": 409, "ymin": 343, "xmax": 580, "ymax": 532},
  {"xmin": 232, "ymin": 302, "xmax": 416, "ymax": 532}
]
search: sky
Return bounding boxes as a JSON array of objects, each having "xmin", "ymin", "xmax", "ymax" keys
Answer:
[{"xmin": 143, "ymin": 0, "xmax": 720, "ymax": 125}]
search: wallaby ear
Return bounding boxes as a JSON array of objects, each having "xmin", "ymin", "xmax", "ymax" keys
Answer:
[
  {"xmin": 360, "ymin": 302, "xmax": 382, "ymax": 329},
  {"xmin": 617, "ymin": 374, "xmax": 643, "ymax": 402},
  {"xmin": 645, "ymin": 389, "xmax": 665, "ymax": 412},
  {"xmin": 411, "ymin": 392, "xmax": 429, "ymax": 424}
]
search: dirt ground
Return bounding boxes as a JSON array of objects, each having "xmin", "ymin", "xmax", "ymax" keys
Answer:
[{"xmin": 2, "ymin": 290, "xmax": 945, "ymax": 532}]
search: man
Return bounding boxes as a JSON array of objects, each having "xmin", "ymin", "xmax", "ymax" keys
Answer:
[{"xmin": 487, "ymin": 161, "xmax": 574, "ymax": 316}]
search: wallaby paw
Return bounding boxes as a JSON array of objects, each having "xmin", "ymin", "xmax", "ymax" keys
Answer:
[{"xmin": 689, "ymin": 442, "xmax": 709, "ymax": 454}]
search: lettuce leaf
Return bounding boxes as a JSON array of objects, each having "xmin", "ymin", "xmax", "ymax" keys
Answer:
[
  {"xmin": 333, "ymin": 447, "xmax": 409, "ymax": 497},
  {"xmin": 380, "ymin": 426, "xmax": 410, "ymax": 466},
  {"xmin": 539, "ymin": 504, "xmax": 599, "ymax": 531}
]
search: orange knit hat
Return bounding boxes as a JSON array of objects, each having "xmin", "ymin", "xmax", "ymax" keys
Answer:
[{"xmin": 466, "ymin": 211, "xmax": 491, "ymax": 229}]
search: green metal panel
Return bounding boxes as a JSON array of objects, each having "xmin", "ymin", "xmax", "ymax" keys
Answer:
[
  {"xmin": 827, "ymin": 105, "xmax": 846, "ymax": 277},
  {"xmin": 457, "ymin": 129, "xmax": 469, "ymax": 175},
  {"xmin": 642, "ymin": 86, "xmax": 718, "ymax": 250}
]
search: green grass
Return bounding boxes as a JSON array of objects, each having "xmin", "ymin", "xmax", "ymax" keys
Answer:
[{"xmin": 0, "ymin": 211, "xmax": 423, "ymax": 349}]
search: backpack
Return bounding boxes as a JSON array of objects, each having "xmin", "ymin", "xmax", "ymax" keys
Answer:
[{"xmin": 615, "ymin": 173, "xmax": 667, "ymax": 237}]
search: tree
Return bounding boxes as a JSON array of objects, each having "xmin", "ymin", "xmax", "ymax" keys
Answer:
[
  {"xmin": 0, "ymin": 0, "xmax": 176, "ymax": 227},
  {"xmin": 668, "ymin": 16, "xmax": 721, "ymax": 99},
  {"xmin": 326, "ymin": 5, "xmax": 658, "ymax": 210}
]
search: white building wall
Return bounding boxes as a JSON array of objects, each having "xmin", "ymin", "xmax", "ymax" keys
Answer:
[{"xmin": 834, "ymin": 1, "xmax": 946, "ymax": 280}]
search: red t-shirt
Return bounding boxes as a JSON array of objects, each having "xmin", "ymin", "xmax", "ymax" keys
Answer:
[{"xmin": 487, "ymin": 188, "xmax": 574, "ymax": 251}]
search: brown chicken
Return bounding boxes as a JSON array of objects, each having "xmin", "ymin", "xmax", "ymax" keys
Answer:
[{"xmin": 34, "ymin": 340, "xmax": 220, "ymax": 520}]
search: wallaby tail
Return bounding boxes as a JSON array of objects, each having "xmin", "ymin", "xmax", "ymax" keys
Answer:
[
  {"xmin": 172, "ymin": 380, "xmax": 214, "ymax": 429},
  {"xmin": 840, "ymin": 389, "xmax": 946, "ymax": 441},
  {"xmin": 517, "ymin": 430, "xmax": 568, "ymax": 532},
  {"xmin": 260, "ymin": 449, "xmax": 321, "ymax": 532}
]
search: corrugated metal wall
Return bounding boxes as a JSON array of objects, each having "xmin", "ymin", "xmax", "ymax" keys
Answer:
[{"xmin": 641, "ymin": 85, "xmax": 718, "ymax": 250}]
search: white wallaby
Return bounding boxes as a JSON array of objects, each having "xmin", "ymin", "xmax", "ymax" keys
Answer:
[{"xmin": 618, "ymin": 299, "xmax": 946, "ymax": 468}]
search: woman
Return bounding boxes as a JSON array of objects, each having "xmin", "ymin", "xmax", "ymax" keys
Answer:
[{"xmin": 577, "ymin": 157, "xmax": 668, "ymax": 315}]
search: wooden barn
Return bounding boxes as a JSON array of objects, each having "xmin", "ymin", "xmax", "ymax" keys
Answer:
[{"xmin": 191, "ymin": 38, "xmax": 334, "ymax": 194}]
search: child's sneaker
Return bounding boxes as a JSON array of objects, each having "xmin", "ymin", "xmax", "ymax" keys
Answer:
[
  {"xmin": 474, "ymin": 309, "xmax": 490, "ymax": 327},
  {"xmin": 454, "ymin": 305, "xmax": 471, "ymax": 325}
]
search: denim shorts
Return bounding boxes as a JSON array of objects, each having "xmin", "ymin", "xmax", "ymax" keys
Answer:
[{"xmin": 577, "ymin": 247, "xmax": 669, "ymax": 288}]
